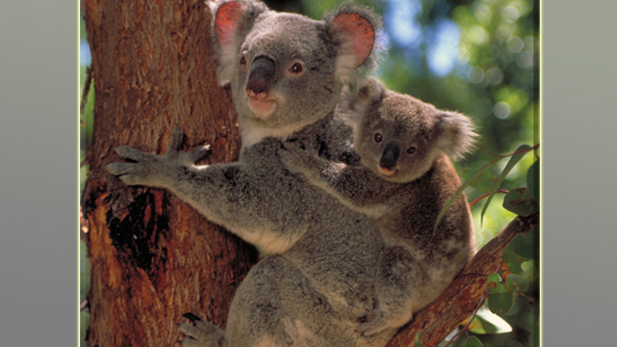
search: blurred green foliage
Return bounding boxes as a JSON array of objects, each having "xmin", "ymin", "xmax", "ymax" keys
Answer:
[{"xmin": 79, "ymin": 0, "xmax": 539, "ymax": 346}]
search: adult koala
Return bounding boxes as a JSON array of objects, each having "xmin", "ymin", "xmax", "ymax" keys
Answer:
[{"xmin": 107, "ymin": 1, "xmax": 396, "ymax": 346}]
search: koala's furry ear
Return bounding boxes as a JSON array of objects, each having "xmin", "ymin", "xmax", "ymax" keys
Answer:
[
  {"xmin": 325, "ymin": 3, "xmax": 382, "ymax": 85},
  {"xmin": 435, "ymin": 111, "xmax": 477, "ymax": 161},
  {"xmin": 209, "ymin": 0, "xmax": 268, "ymax": 86}
]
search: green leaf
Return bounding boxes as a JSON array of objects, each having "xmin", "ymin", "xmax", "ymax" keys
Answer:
[
  {"xmin": 435, "ymin": 162, "xmax": 496, "ymax": 230},
  {"xmin": 503, "ymin": 256, "xmax": 524, "ymax": 275},
  {"xmin": 462, "ymin": 166, "xmax": 498, "ymax": 193},
  {"xmin": 414, "ymin": 332, "xmax": 424, "ymax": 347},
  {"xmin": 468, "ymin": 306, "xmax": 513, "ymax": 334},
  {"xmin": 486, "ymin": 273, "xmax": 507, "ymax": 294},
  {"xmin": 527, "ymin": 160, "xmax": 540, "ymax": 202},
  {"xmin": 488, "ymin": 290, "xmax": 517, "ymax": 316},
  {"xmin": 467, "ymin": 316, "xmax": 487, "ymax": 335},
  {"xmin": 503, "ymin": 187, "xmax": 539, "ymax": 217},
  {"xmin": 480, "ymin": 144, "xmax": 532, "ymax": 225},
  {"xmin": 463, "ymin": 335, "xmax": 484, "ymax": 347},
  {"xmin": 505, "ymin": 225, "xmax": 538, "ymax": 260}
]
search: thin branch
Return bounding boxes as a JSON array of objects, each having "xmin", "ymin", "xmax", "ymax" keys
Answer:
[
  {"xmin": 499, "ymin": 144, "xmax": 539, "ymax": 158},
  {"xmin": 475, "ymin": 144, "xmax": 539, "ymax": 159},
  {"xmin": 475, "ymin": 146, "xmax": 501, "ymax": 157},
  {"xmin": 469, "ymin": 189, "xmax": 509, "ymax": 207},
  {"xmin": 516, "ymin": 291, "xmax": 537, "ymax": 306}
]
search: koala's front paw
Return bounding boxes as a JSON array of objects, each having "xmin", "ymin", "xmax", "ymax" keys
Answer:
[
  {"xmin": 355, "ymin": 310, "xmax": 398, "ymax": 336},
  {"xmin": 178, "ymin": 313, "xmax": 225, "ymax": 347},
  {"xmin": 106, "ymin": 126, "xmax": 212, "ymax": 188}
]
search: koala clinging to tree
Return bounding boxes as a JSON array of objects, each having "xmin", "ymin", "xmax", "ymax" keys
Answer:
[
  {"xmin": 281, "ymin": 78, "xmax": 478, "ymax": 336},
  {"xmin": 107, "ymin": 1, "xmax": 402, "ymax": 347}
]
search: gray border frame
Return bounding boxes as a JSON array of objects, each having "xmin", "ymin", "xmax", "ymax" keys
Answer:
[
  {"xmin": 542, "ymin": 0, "xmax": 617, "ymax": 345},
  {"xmin": 0, "ymin": 1, "xmax": 78, "ymax": 345},
  {"xmin": 1, "ymin": 0, "xmax": 616, "ymax": 345}
]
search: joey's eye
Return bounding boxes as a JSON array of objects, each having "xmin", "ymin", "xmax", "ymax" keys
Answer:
[
  {"xmin": 289, "ymin": 62, "xmax": 304, "ymax": 74},
  {"xmin": 374, "ymin": 133, "xmax": 382, "ymax": 143},
  {"xmin": 407, "ymin": 147, "xmax": 417, "ymax": 154}
]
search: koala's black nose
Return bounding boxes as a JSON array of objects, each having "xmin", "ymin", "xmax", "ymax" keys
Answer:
[
  {"xmin": 246, "ymin": 56, "xmax": 276, "ymax": 100},
  {"xmin": 380, "ymin": 143, "xmax": 399, "ymax": 170}
]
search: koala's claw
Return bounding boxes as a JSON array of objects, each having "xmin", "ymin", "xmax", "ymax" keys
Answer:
[
  {"xmin": 188, "ymin": 145, "xmax": 212, "ymax": 163},
  {"xmin": 115, "ymin": 146, "xmax": 155, "ymax": 163},
  {"xmin": 106, "ymin": 146, "xmax": 157, "ymax": 186},
  {"xmin": 355, "ymin": 312, "xmax": 376, "ymax": 324},
  {"xmin": 106, "ymin": 163, "xmax": 150, "ymax": 186},
  {"xmin": 105, "ymin": 163, "xmax": 143, "ymax": 176},
  {"xmin": 170, "ymin": 126, "xmax": 186, "ymax": 152},
  {"xmin": 355, "ymin": 311, "xmax": 390, "ymax": 336},
  {"xmin": 182, "ymin": 312, "xmax": 203, "ymax": 323}
]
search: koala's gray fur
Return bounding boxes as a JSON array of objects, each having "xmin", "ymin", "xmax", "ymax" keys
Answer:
[
  {"xmin": 107, "ymin": 1, "xmax": 399, "ymax": 347},
  {"xmin": 280, "ymin": 78, "xmax": 478, "ymax": 335}
]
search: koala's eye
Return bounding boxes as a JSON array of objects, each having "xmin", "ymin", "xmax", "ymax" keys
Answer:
[
  {"xmin": 288, "ymin": 62, "xmax": 304, "ymax": 75},
  {"xmin": 240, "ymin": 52, "xmax": 248, "ymax": 71},
  {"xmin": 407, "ymin": 147, "xmax": 417, "ymax": 154},
  {"xmin": 374, "ymin": 133, "xmax": 382, "ymax": 143}
]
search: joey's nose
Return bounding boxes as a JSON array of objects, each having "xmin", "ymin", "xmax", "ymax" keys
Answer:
[
  {"xmin": 379, "ymin": 143, "xmax": 399, "ymax": 171},
  {"xmin": 246, "ymin": 56, "xmax": 276, "ymax": 100}
]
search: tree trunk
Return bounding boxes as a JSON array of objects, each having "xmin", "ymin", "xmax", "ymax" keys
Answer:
[{"xmin": 82, "ymin": 1, "xmax": 258, "ymax": 346}]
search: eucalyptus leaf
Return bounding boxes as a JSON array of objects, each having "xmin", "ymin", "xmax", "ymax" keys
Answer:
[
  {"xmin": 415, "ymin": 332, "xmax": 424, "ymax": 347},
  {"xmin": 467, "ymin": 316, "xmax": 488, "ymax": 335},
  {"xmin": 503, "ymin": 187, "xmax": 539, "ymax": 217},
  {"xmin": 488, "ymin": 290, "xmax": 517, "ymax": 316},
  {"xmin": 527, "ymin": 159, "xmax": 540, "ymax": 202},
  {"xmin": 463, "ymin": 335, "xmax": 484, "ymax": 347},
  {"xmin": 505, "ymin": 225, "xmax": 538, "ymax": 260},
  {"xmin": 486, "ymin": 273, "xmax": 506, "ymax": 294},
  {"xmin": 503, "ymin": 255, "xmax": 525, "ymax": 275}
]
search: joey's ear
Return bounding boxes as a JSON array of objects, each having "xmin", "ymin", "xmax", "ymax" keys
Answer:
[
  {"xmin": 210, "ymin": 0, "xmax": 267, "ymax": 86},
  {"xmin": 435, "ymin": 111, "xmax": 477, "ymax": 160},
  {"xmin": 325, "ymin": 3, "xmax": 381, "ymax": 85},
  {"xmin": 342, "ymin": 77, "xmax": 385, "ymax": 123}
]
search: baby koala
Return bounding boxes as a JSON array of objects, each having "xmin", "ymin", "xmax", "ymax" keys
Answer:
[{"xmin": 281, "ymin": 79, "xmax": 477, "ymax": 336}]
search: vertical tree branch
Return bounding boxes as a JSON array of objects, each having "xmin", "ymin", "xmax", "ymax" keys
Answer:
[{"xmin": 82, "ymin": 1, "xmax": 257, "ymax": 345}]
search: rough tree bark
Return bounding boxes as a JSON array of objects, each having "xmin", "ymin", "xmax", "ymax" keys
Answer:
[
  {"xmin": 82, "ymin": 1, "xmax": 258, "ymax": 346},
  {"xmin": 81, "ymin": 2, "xmax": 538, "ymax": 347}
]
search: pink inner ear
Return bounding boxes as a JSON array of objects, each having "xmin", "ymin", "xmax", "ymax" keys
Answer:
[
  {"xmin": 332, "ymin": 13, "xmax": 375, "ymax": 67},
  {"xmin": 215, "ymin": 2, "xmax": 244, "ymax": 49}
]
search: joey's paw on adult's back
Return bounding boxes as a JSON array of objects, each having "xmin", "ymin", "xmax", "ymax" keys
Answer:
[{"xmin": 280, "ymin": 139, "xmax": 320, "ymax": 173}]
